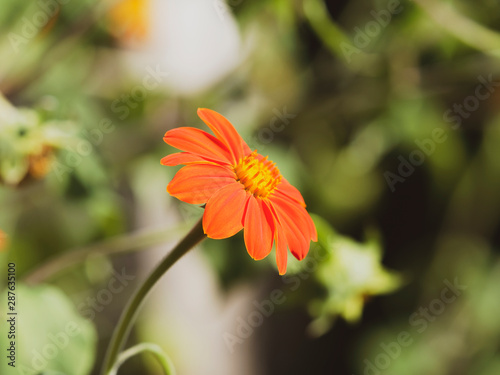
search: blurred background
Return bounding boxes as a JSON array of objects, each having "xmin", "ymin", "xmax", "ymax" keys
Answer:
[{"xmin": 1, "ymin": 0, "xmax": 500, "ymax": 374}]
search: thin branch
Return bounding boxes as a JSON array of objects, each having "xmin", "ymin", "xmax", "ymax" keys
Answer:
[{"xmin": 23, "ymin": 221, "xmax": 193, "ymax": 285}]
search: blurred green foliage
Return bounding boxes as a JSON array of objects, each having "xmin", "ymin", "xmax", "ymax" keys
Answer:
[
  {"xmin": 308, "ymin": 215, "xmax": 402, "ymax": 336},
  {"xmin": 0, "ymin": 284, "xmax": 96, "ymax": 375}
]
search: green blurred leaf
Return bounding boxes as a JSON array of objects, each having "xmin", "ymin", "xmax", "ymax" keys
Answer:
[
  {"xmin": 0, "ymin": 284, "xmax": 97, "ymax": 375},
  {"xmin": 308, "ymin": 232, "xmax": 402, "ymax": 336}
]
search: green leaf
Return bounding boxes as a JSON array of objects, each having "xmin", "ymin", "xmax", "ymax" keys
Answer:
[{"xmin": 1, "ymin": 284, "xmax": 97, "ymax": 375}]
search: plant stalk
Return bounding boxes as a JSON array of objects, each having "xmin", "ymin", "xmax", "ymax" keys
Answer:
[{"xmin": 101, "ymin": 218, "xmax": 206, "ymax": 374}]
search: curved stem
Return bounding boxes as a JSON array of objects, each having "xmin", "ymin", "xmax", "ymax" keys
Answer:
[
  {"xmin": 109, "ymin": 343, "xmax": 176, "ymax": 375},
  {"xmin": 101, "ymin": 218, "xmax": 206, "ymax": 375}
]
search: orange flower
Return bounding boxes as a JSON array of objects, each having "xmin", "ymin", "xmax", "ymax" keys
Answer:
[{"xmin": 161, "ymin": 109, "xmax": 317, "ymax": 274}]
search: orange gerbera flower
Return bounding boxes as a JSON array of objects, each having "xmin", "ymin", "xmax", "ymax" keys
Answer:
[{"xmin": 161, "ymin": 109, "xmax": 317, "ymax": 274}]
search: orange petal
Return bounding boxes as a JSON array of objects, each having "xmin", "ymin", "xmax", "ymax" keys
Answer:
[
  {"xmin": 161, "ymin": 152, "xmax": 223, "ymax": 166},
  {"xmin": 243, "ymin": 142, "xmax": 252, "ymax": 155},
  {"xmin": 167, "ymin": 164, "xmax": 235, "ymax": 204},
  {"xmin": 164, "ymin": 127, "xmax": 233, "ymax": 164},
  {"xmin": 275, "ymin": 178, "xmax": 306, "ymax": 207},
  {"xmin": 273, "ymin": 193, "xmax": 317, "ymax": 242},
  {"xmin": 273, "ymin": 190, "xmax": 317, "ymax": 242},
  {"xmin": 243, "ymin": 197, "xmax": 274, "ymax": 260},
  {"xmin": 269, "ymin": 195, "xmax": 312, "ymax": 260},
  {"xmin": 274, "ymin": 223, "xmax": 288, "ymax": 275},
  {"xmin": 197, "ymin": 108, "xmax": 250, "ymax": 163},
  {"xmin": 306, "ymin": 210, "xmax": 317, "ymax": 242},
  {"xmin": 203, "ymin": 182, "xmax": 250, "ymax": 239}
]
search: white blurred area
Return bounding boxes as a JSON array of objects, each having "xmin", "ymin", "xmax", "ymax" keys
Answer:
[
  {"xmin": 122, "ymin": 0, "xmax": 242, "ymax": 95},
  {"xmin": 131, "ymin": 159, "xmax": 261, "ymax": 375}
]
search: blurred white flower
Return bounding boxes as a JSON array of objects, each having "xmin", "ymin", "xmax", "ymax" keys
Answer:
[{"xmin": 110, "ymin": 0, "xmax": 242, "ymax": 95}]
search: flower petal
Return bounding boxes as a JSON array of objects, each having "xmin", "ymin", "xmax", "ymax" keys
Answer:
[
  {"xmin": 275, "ymin": 193, "xmax": 317, "ymax": 242},
  {"xmin": 164, "ymin": 127, "xmax": 233, "ymax": 164},
  {"xmin": 203, "ymin": 182, "xmax": 250, "ymax": 239},
  {"xmin": 274, "ymin": 223, "xmax": 288, "ymax": 275},
  {"xmin": 274, "ymin": 178, "xmax": 306, "ymax": 207},
  {"xmin": 167, "ymin": 164, "xmax": 235, "ymax": 204},
  {"xmin": 197, "ymin": 108, "xmax": 250, "ymax": 163},
  {"xmin": 243, "ymin": 197, "xmax": 274, "ymax": 260},
  {"xmin": 161, "ymin": 152, "xmax": 223, "ymax": 166},
  {"xmin": 269, "ymin": 194, "xmax": 314, "ymax": 260},
  {"xmin": 273, "ymin": 189, "xmax": 317, "ymax": 242},
  {"xmin": 243, "ymin": 143, "xmax": 252, "ymax": 155}
]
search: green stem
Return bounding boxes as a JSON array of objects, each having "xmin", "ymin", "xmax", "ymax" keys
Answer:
[
  {"xmin": 302, "ymin": 0, "xmax": 375, "ymax": 71},
  {"xmin": 101, "ymin": 218, "xmax": 206, "ymax": 375},
  {"xmin": 109, "ymin": 343, "xmax": 176, "ymax": 375},
  {"xmin": 414, "ymin": 0, "xmax": 500, "ymax": 56}
]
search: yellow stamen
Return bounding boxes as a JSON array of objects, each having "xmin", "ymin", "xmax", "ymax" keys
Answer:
[{"xmin": 234, "ymin": 151, "xmax": 281, "ymax": 199}]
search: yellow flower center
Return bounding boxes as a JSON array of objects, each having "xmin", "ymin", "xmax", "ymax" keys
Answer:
[{"xmin": 234, "ymin": 151, "xmax": 281, "ymax": 199}]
